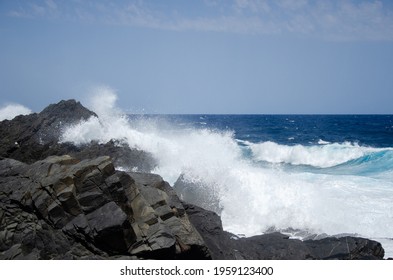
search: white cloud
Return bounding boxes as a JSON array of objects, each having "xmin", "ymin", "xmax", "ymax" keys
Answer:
[
  {"xmin": 312, "ymin": 0, "xmax": 393, "ymax": 41},
  {"xmin": 6, "ymin": 0, "xmax": 393, "ymax": 41},
  {"xmin": 8, "ymin": 0, "xmax": 59, "ymax": 19},
  {"xmin": 0, "ymin": 104, "xmax": 33, "ymax": 121}
]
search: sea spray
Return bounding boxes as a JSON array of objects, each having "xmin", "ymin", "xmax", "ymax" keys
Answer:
[
  {"xmin": 0, "ymin": 103, "xmax": 32, "ymax": 121},
  {"xmin": 61, "ymin": 87, "xmax": 393, "ymax": 255}
]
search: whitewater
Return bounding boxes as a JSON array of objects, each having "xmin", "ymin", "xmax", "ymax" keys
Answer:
[{"xmin": 61, "ymin": 87, "xmax": 393, "ymax": 257}]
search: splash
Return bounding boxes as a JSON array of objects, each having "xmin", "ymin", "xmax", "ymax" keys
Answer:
[
  {"xmin": 60, "ymin": 87, "xmax": 393, "ymax": 249},
  {"xmin": 0, "ymin": 103, "xmax": 32, "ymax": 121}
]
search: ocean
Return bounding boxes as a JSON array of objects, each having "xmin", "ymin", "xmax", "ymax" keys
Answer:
[{"xmin": 60, "ymin": 93, "xmax": 393, "ymax": 258}]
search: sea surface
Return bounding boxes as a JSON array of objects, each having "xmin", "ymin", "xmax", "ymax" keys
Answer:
[{"xmin": 61, "ymin": 97, "xmax": 393, "ymax": 258}]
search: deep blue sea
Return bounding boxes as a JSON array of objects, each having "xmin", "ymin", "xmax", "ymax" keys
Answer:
[
  {"xmin": 62, "ymin": 113, "xmax": 393, "ymax": 257},
  {"xmin": 162, "ymin": 114, "xmax": 393, "ymax": 147}
]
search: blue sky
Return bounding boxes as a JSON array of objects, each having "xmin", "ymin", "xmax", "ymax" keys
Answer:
[{"xmin": 1, "ymin": 0, "xmax": 393, "ymax": 114}]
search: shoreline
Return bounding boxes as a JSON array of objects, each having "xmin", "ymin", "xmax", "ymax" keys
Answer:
[{"xmin": 0, "ymin": 99, "xmax": 387, "ymax": 260}]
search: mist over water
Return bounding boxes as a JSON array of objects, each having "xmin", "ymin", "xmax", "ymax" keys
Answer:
[{"xmin": 61, "ymin": 88, "xmax": 393, "ymax": 256}]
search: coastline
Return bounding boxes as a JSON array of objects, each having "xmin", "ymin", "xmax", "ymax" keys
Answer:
[{"xmin": 0, "ymin": 99, "xmax": 387, "ymax": 260}]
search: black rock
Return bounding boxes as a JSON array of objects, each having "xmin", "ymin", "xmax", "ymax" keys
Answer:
[
  {"xmin": 0, "ymin": 156, "xmax": 210, "ymax": 260},
  {"xmin": 185, "ymin": 203, "xmax": 385, "ymax": 260},
  {"xmin": 184, "ymin": 203, "xmax": 236, "ymax": 259},
  {"xmin": 0, "ymin": 100, "xmax": 95, "ymax": 163},
  {"xmin": 305, "ymin": 236, "xmax": 385, "ymax": 260},
  {"xmin": 0, "ymin": 100, "xmax": 156, "ymax": 171}
]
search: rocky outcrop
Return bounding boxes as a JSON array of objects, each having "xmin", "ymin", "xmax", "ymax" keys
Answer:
[
  {"xmin": 0, "ymin": 156, "xmax": 210, "ymax": 259},
  {"xmin": 0, "ymin": 100, "xmax": 155, "ymax": 171},
  {"xmin": 0, "ymin": 100, "xmax": 95, "ymax": 163},
  {"xmin": 185, "ymin": 204, "xmax": 385, "ymax": 260}
]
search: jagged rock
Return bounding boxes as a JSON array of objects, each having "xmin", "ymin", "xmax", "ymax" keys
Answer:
[
  {"xmin": 127, "ymin": 172, "xmax": 210, "ymax": 259},
  {"xmin": 0, "ymin": 100, "xmax": 156, "ymax": 171},
  {"xmin": 0, "ymin": 155, "xmax": 210, "ymax": 259},
  {"xmin": 73, "ymin": 140, "xmax": 156, "ymax": 172},
  {"xmin": 0, "ymin": 100, "xmax": 96, "ymax": 163},
  {"xmin": 0, "ymin": 190, "xmax": 95, "ymax": 260},
  {"xmin": 131, "ymin": 172, "xmax": 185, "ymax": 217}
]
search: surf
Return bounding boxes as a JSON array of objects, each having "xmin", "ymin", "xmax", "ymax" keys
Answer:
[
  {"xmin": 247, "ymin": 140, "xmax": 392, "ymax": 168},
  {"xmin": 60, "ymin": 87, "xmax": 393, "ymax": 256}
]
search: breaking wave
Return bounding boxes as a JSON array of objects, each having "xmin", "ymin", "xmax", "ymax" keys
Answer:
[
  {"xmin": 247, "ymin": 140, "xmax": 393, "ymax": 170},
  {"xmin": 60, "ymin": 87, "xmax": 393, "ymax": 251}
]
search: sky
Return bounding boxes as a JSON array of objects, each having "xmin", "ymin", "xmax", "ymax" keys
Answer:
[{"xmin": 1, "ymin": 0, "xmax": 393, "ymax": 114}]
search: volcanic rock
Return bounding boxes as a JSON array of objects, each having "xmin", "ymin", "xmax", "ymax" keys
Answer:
[
  {"xmin": 185, "ymin": 203, "xmax": 385, "ymax": 260},
  {"xmin": 0, "ymin": 156, "xmax": 210, "ymax": 259},
  {"xmin": 0, "ymin": 99, "xmax": 155, "ymax": 171}
]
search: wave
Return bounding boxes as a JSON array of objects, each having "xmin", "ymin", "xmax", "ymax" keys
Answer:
[
  {"xmin": 247, "ymin": 140, "xmax": 392, "ymax": 168},
  {"xmin": 0, "ymin": 103, "xmax": 32, "ymax": 121},
  {"xmin": 326, "ymin": 149, "xmax": 393, "ymax": 177},
  {"xmin": 60, "ymin": 87, "xmax": 393, "ymax": 248},
  {"xmin": 60, "ymin": 86, "xmax": 241, "ymax": 185}
]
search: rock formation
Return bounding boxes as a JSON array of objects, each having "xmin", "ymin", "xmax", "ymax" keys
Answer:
[
  {"xmin": 0, "ymin": 155, "xmax": 209, "ymax": 259},
  {"xmin": 0, "ymin": 99, "xmax": 155, "ymax": 171}
]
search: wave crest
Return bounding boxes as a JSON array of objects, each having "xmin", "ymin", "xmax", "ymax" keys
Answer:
[{"xmin": 248, "ymin": 141, "xmax": 389, "ymax": 168}]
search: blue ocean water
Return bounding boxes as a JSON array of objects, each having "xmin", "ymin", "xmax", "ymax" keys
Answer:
[
  {"xmin": 139, "ymin": 114, "xmax": 393, "ymax": 177},
  {"xmin": 62, "ymin": 108, "xmax": 393, "ymax": 257},
  {"xmin": 162, "ymin": 114, "xmax": 393, "ymax": 147}
]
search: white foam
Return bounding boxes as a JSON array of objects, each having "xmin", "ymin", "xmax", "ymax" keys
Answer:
[
  {"xmin": 0, "ymin": 103, "xmax": 32, "ymax": 121},
  {"xmin": 61, "ymin": 87, "xmax": 393, "ymax": 257},
  {"xmin": 318, "ymin": 139, "xmax": 330, "ymax": 145},
  {"xmin": 248, "ymin": 141, "xmax": 383, "ymax": 168}
]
